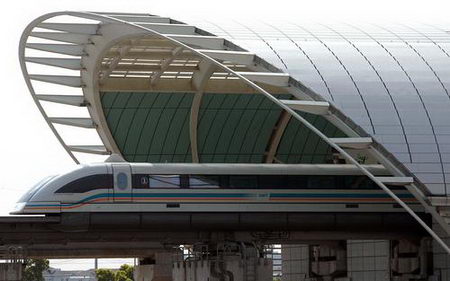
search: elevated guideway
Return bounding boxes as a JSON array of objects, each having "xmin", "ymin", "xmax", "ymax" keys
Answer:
[{"xmin": 0, "ymin": 212, "xmax": 429, "ymax": 259}]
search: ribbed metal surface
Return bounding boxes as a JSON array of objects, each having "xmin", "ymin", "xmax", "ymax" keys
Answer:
[{"xmin": 188, "ymin": 20, "xmax": 450, "ymax": 195}]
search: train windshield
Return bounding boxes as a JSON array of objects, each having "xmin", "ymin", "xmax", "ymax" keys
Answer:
[{"xmin": 18, "ymin": 175, "xmax": 56, "ymax": 202}]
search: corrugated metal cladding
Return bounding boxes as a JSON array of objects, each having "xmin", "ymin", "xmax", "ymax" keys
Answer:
[{"xmin": 182, "ymin": 20, "xmax": 450, "ymax": 195}]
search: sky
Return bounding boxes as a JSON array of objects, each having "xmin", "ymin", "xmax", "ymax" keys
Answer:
[{"xmin": 1, "ymin": 0, "xmax": 450, "ymax": 271}]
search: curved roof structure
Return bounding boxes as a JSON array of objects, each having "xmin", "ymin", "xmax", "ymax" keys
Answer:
[
  {"xmin": 19, "ymin": 12, "xmax": 450, "ymax": 251},
  {"xmin": 192, "ymin": 20, "xmax": 450, "ymax": 197}
]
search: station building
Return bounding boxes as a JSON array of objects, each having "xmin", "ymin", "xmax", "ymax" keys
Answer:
[{"xmin": 19, "ymin": 12, "xmax": 450, "ymax": 281}]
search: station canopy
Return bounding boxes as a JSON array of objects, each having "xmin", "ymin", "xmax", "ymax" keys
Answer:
[
  {"xmin": 21, "ymin": 12, "xmax": 359, "ymax": 166},
  {"xmin": 19, "ymin": 11, "xmax": 450, "ymax": 253}
]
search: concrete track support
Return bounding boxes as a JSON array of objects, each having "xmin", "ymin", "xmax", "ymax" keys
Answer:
[
  {"xmin": 310, "ymin": 242, "xmax": 347, "ymax": 280},
  {"xmin": 172, "ymin": 243, "xmax": 272, "ymax": 281},
  {"xmin": 134, "ymin": 252, "xmax": 175, "ymax": 281},
  {"xmin": 282, "ymin": 239, "xmax": 436, "ymax": 281},
  {"xmin": 173, "ymin": 257, "xmax": 272, "ymax": 281},
  {"xmin": 0, "ymin": 263, "xmax": 24, "ymax": 281}
]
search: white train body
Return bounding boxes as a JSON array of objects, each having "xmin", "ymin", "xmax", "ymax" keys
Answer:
[{"xmin": 11, "ymin": 162, "xmax": 418, "ymax": 214}]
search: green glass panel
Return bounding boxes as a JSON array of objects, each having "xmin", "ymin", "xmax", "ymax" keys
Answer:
[
  {"xmin": 276, "ymin": 112, "xmax": 346, "ymax": 164},
  {"xmin": 101, "ymin": 91, "xmax": 347, "ymax": 164},
  {"xmin": 102, "ymin": 92, "xmax": 192, "ymax": 162},
  {"xmin": 126, "ymin": 93, "xmax": 145, "ymax": 108}
]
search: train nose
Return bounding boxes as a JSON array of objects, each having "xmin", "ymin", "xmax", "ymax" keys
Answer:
[{"xmin": 10, "ymin": 202, "xmax": 26, "ymax": 215}]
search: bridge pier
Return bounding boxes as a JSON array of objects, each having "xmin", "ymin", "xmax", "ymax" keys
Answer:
[
  {"xmin": 282, "ymin": 242, "xmax": 349, "ymax": 281},
  {"xmin": 282, "ymin": 239, "xmax": 434, "ymax": 281},
  {"xmin": 173, "ymin": 257, "xmax": 272, "ymax": 281},
  {"xmin": 132, "ymin": 244, "xmax": 273, "ymax": 281},
  {"xmin": 432, "ymin": 220, "xmax": 450, "ymax": 280},
  {"xmin": 134, "ymin": 252, "xmax": 174, "ymax": 281},
  {"xmin": 0, "ymin": 263, "xmax": 23, "ymax": 281},
  {"xmin": 172, "ymin": 243, "xmax": 272, "ymax": 281}
]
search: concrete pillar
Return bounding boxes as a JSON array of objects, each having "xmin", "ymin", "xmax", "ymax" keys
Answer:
[
  {"xmin": 281, "ymin": 244, "xmax": 309, "ymax": 281},
  {"xmin": 282, "ymin": 243, "xmax": 349, "ymax": 281},
  {"xmin": 134, "ymin": 252, "xmax": 173, "ymax": 281},
  {"xmin": 347, "ymin": 240, "xmax": 390, "ymax": 281},
  {"xmin": 172, "ymin": 256, "xmax": 272, "ymax": 281},
  {"xmin": 432, "ymin": 220, "xmax": 450, "ymax": 280},
  {"xmin": 0, "ymin": 263, "xmax": 24, "ymax": 281},
  {"xmin": 282, "ymin": 241, "xmax": 393, "ymax": 281},
  {"xmin": 310, "ymin": 242, "xmax": 347, "ymax": 279}
]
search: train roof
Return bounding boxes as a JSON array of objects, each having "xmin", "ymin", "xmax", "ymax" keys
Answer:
[{"xmin": 111, "ymin": 162, "xmax": 390, "ymax": 176}]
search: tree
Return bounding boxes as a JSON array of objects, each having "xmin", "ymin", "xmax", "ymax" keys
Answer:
[
  {"xmin": 23, "ymin": 259, "xmax": 49, "ymax": 281},
  {"xmin": 115, "ymin": 270, "xmax": 132, "ymax": 281},
  {"xmin": 96, "ymin": 269, "xmax": 116, "ymax": 281},
  {"xmin": 96, "ymin": 265, "xmax": 134, "ymax": 281},
  {"xmin": 119, "ymin": 264, "xmax": 134, "ymax": 280}
]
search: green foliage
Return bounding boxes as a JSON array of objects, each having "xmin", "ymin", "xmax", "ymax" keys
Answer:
[
  {"xmin": 356, "ymin": 153, "xmax": 368, "ymax": 164},
  {"xmin": 96, "ymin": 269, "xmax": 116, "ymax": 281},
  {"xmin": 115, "ymin": 270, "xmax": 132, "ymax": 281},
  {"xmin": 119, "ymin": 264, "xmax": 134, "ymax": 280},
  {"xmin": 23, "ymin": 259, "xmax": 50, "ymax": 281},
  {"xmin": 96, "ymin": 264, "xmax": 134, "ymax": 281}
]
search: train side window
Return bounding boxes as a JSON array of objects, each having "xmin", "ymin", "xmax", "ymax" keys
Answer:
[
  {"xmin": 258, "ymin": 175, "xmax": 288, "ymax": 188},
  {"xmin": 345, "ymin": 176, "xmax": 369, "ymax": 189},
  {"xmin": 55, "ymin": 174, "xmax": 113, "ymax": 193},
  {"xmin": 132, "ymin": 174, "xmax": 150, "ymax": 189},
  {"xmin": 149, "ymin": 175, "xmax": 180, "ymax": 188},
  {"xmin": 307, "ymin": 176, "xmax": 336, "ymax": 189},
  {"xmin": 229, "ymin": 175, "xmax": 257, "ymax": 189},
  {"xmin": 286, "ymin": 175, "xmax": 308, "ymax": 189},
  {"xmin": 189, "ymin": 175, "xmax": 220, "ymax": 188},
  {"xmin": 117, "ymin": 173, "xmax": 128, "ymax": 190},
  {"xmin": 218, "ymin": 175, "xmax": 229, "ymax": 188}
]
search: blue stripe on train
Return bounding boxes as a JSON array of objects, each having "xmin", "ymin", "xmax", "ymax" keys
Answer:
[
  {"xmin": 26, "ymin": 191, "xmax": 415, "ymax": 208},
  {"xmin": 270, "ymin": 193, "xmax": 414, "ymax": 198}
]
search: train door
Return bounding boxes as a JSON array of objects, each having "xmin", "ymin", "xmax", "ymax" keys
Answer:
[{"xmin": 112, "ymin": 164, "xmax": 132, "ymax": 202}]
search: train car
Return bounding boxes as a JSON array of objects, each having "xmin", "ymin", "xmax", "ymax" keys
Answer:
[{"xmin": 11, "ymin": 160, "xmax": 419, "ymax": 214}]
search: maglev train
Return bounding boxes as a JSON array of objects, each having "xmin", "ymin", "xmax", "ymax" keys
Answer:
[{"xmin": 11, "ymin": 159, "xmax": 418, "ymax": 214}]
